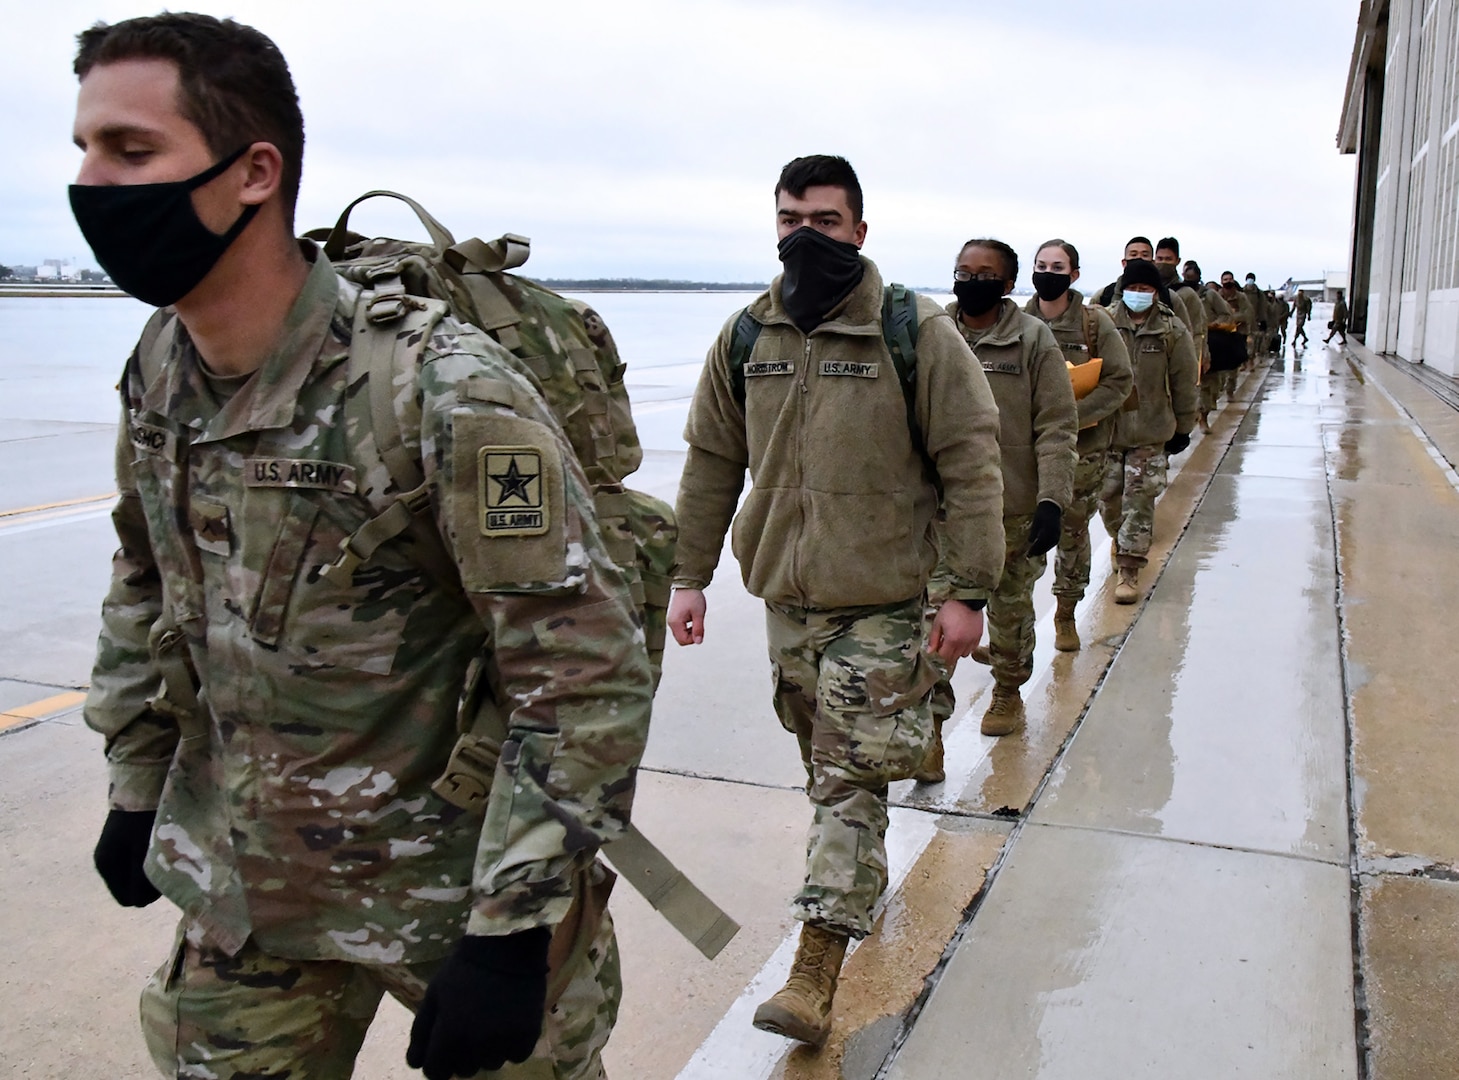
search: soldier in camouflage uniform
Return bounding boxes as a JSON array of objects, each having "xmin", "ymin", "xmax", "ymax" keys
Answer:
[
  {"xmin": 668, "ymin": 156, "xmax": 1004, "ymax": 1048},
  {"xmin": 1022, "ymin": 239, "xmax": 1133, "ymax": 653},
  {"xmin": 72, "ymin": 15, "xmax": 650, "ymax": 1080},
  {"xmin": 1099, "ymin": 260, "xmax": 1199, "ymax": 605},
  {"xmin": 916, "ymin": 238, "xmax": 1076, "ymax": 753}
]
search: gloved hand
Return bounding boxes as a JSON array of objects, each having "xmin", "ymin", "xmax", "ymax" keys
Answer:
[
  {"xmin": 1164, "ymin": 431, "xmax": 1191, "ymax": 456},
  {"xmin": 407, "ymin": 928, "xmax": 551, "ymax": 1080},
  {"xmin": 94, "ymin": 808, "xmax": 161, "ymax": 907},
  {"xmin": 1025, "ymin": 501, "xmax": 1063, "ymax": 558}
]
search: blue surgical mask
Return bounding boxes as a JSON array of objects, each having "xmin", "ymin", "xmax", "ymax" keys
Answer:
[{"xmin": 1122, "ymin": 289, "xmax": 1155, "ymax": 312}]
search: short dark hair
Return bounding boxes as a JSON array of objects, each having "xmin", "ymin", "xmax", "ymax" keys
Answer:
[
  {"xmin": 775, "ymin": 155, "xmax": 864, "ymax": 222},
  {"xmin": 1221, "ymin": 270, "xmax": 1236, "ymax": 279},
  {"xmin": 1157, "ymin": 236, "xmax": 1180, "ymax": 256},
  {"xmin": 1184, "ymin": 259, "xmax": 1202, "ymax": 278},
  {"xmin": 75, "ymin": 13, "xmax": 305, "ymax": 224},
  {"xmin": 1035, "ymin": 238, "xmax": 1080, "ymax": 271},
  {"xmin": 961, "ymin": 238, "xmax": 1019, "ymax": 284},
  {"xmin": 1125, "ymin": 235, "xmax": 1153, "ymax": 252}
]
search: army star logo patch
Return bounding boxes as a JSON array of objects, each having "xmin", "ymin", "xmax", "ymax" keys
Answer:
[{"xmin": 479, "ymin": 447, "xmax": 549, "ymax": 536}]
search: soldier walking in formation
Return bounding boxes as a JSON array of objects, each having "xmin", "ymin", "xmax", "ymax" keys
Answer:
[
  {"xmin": 667, "ymin": 155, "xmax": 1005, "ymax": 1047},
  {"xmin": 73, "ymin": 14, "xmax": 652, "ymax": 1080},
  {"xmin": 1023, "ymin": 239, "xmax": 1133, "ymax": 652},
  {"xmin": 1098, "ymin": 260, "xmax": 1199, "ymax": 605},
  {"xmin": 917, "ymin": 236, "xmax": 1075, "ymax": 751}
]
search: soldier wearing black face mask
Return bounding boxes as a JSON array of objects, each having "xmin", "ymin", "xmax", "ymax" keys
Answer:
[
  {"xmin": 1022, "ymin": 239, "xmax": 1133, "ymax": 652},
  {"xmin": 670, "ymin": 154, "xmax": 1006, "ymax": 1049},
  {"xmin": 917, "ymin": 237, "xmax": 1076, "ymax": 744}
]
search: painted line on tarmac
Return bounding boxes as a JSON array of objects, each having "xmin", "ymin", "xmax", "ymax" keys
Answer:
[
  {"xmin": 0, "ymin": 492, "xmax": 116, "ymax": 518},
  {"xmin": 0, "ymin": 493, "xmax": 116, "ymax": 536},
  {"xmin": 0, "ymin": 690, "xmax": 87, "ymax": 733}
]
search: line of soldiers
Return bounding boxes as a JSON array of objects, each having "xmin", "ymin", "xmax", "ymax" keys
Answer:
[
  {"xmin": 70, "ymin": 12, "xmax": 1307, "ymax": 1078},
  {"xmin": 667, "ymin": 173, "xmax": 1293, "ymax": 1047}
]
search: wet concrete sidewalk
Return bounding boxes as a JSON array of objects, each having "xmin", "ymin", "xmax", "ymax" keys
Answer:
[
  {"xmin": 4, "ymin": 336, "xmax": 1457, "ymax": 1080},
  {"xmin": 886, "ymin": 342, "xmax": 1459, "ymax": 1079}
]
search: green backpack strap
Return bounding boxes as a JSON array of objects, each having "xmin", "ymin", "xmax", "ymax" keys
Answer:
[
  {"xmin": 320, "ymin": 293, "xmax": 457, "ymax": 588},
  {"xmin": 727, "ymin": 307, "xmax": 764, "ymax": 404},
  {"xmin": 881, "ymin": 283, "xmax": 939, "ymax": 495}
]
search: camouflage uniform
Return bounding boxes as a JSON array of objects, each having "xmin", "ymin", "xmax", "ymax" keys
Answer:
[
  {"xmin": 1099, "ymin": 445, "xmax": 1168, "ymax": 568},
  {"xmin": 85, "ymin": 250, "xmax": 653, "ymax": 1077},
  {"xmin": 944, "ymin": 298, "xmax": 1076, "ymax": 688},
  {"xmin": 766, "ymin": 598, "xmax": 940, "ymax": 934},
  {"xmin": 674, "ymin": 259, "xmax": 1004, "ymax": 937},
  {"xmin": 1024, "ymin": 291, "xmax": 1134, "ymax": 603},
  {"xmin": 1101, "ymin": 298, "xmax": 1197, "ymax": 570}
]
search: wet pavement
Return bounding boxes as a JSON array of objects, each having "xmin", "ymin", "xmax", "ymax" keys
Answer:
[{"xmin": 3, "ymin": 325, "xmax": 1458, "ymax": 1079}]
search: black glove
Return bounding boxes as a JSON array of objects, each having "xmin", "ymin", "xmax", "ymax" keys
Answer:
[
  {"xmin": 94, "ymin": 808, "xmax": 161, "ymax": 908},
  {"xmin": 407, "ymin": 928, "xmax": 551, "ymax": 1080},
  {"xmin": 1025, "ymin": 501, "xmax": 1063, "ymax": 558},
  {"xmin": 1164, "ymin": 431, "xmax": 1191, "ymax": 456}
]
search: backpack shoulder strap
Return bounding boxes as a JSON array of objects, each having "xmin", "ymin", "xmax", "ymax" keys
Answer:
[
  {"xmin": 1081, "ymin": 304, "xmax": 1099, "ymax": 358},
  {"xmin": 881, "ymin": 284, "xmax": 940, "ymax": 496},
  {"xmin": 727, "ymin": 307, "xmax": 764, "ymax": 404},
  {"xmin": 321, "ymin": 294, "xmax": 456, "ymax": 587}
]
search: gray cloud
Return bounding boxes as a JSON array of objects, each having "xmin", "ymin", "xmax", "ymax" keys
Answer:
[{"xmin": 4, "ymin": 0, "xmax": 1358, "ymax": 289}]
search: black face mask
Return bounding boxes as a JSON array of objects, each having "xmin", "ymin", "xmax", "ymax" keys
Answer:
[
  {"xmin": 954, "ymin": 278, "xmax": 1006, "ymax": 318},
  {"xmin": 1030, "ymin": 271, "xmax": 1072, "ymax": 302},
  {"xmin": 1156, "ymin": 262, "xmax": 1179, "ymax": 286},
  {"xmin": 69, "ymin": 145, "xmax": 260, "ymax": 308},
  {"xmin": 777, "ymin": 227, "xmax": 864, "ymax": 333}
]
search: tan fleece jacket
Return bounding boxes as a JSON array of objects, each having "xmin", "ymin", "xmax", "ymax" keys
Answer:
[
  {"xmin": 947, "ymin": 298, "xmax": 1077, "ymax": 514},
  {"xmin": 674, "ymin": 258, "xmax": 1005, "ymax": 608},
  {"xmin": 1108, "ymin": 300, "xmax": 1200, "ymax": 448},
  {"xmin": 1023, "ymin": 289, "xmax": 1134, "ymax": 457}
]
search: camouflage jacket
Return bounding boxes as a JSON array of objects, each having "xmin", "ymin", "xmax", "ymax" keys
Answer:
[{"xmin": 84, "ymin": 250, "xmax": 653, "ymax": 962}]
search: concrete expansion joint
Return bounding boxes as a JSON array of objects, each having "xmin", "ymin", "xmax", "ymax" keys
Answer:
[
  {"xmin": 638, "ymin": 764, "xmax": 804, "ymax": 794},
  {"xmin": 1357, "ymin": 852, "xmax": 1459, "ymax": 882}
]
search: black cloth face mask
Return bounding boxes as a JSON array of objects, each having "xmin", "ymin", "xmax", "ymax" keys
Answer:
[
  {"xmin": 70, "ymin": 145, "xmax": 260, "ymax": 308},
  {"xmin": 777, "ymin": 226, "xmax": 864, "ymax": 333},
  {"xmin": 954, "ymin": 278, "xmax": 1006, "ymax": 318},
  {"xmin": 1030, "ymin": 271, "xmax": 1072, "ymax": 302}
]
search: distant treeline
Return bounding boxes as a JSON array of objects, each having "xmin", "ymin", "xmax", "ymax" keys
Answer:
[{"xmin": 537, "ymin": 278, "xmax": 768, "ymax": 292}]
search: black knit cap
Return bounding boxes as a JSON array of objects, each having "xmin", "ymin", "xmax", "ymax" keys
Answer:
[{"xmin": 1121, "ymin": 258, "xmax": 1163, "ymax": 289}]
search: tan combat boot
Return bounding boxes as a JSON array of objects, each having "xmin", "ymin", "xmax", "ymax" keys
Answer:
[
  {"xmin": 980, "ymin": 683, "xmax": 1025, "ymax": 736},
  {"xmin": 752, "ymin": 923, "xmax": 850, "ymax": 1046},
  {"xmin": 1114, "ymin": 566, "xmax": 1140, "ymax": 604},
  {"xmin": 1053, "ymin": 596, "xmax": 1080, "ymax": 652},
  {"xmin": 912, "ymin": 715, "xmax": 945, "ymax": 784}
]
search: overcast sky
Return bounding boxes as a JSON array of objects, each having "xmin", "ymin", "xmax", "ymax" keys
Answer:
[{"xmin": 4, "ymin": 0, "xmax": 1360, "ymax": 290}]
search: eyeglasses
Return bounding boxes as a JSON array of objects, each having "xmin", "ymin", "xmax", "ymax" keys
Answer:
[{"xmin": 952, "ymin": 270, "xmax": 1004, "ymax": 283}]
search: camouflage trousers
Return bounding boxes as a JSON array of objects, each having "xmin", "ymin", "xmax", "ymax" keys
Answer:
[
  {"xmin": 1053, "ymin": 451, "xmax": 1111, "ymax": 602},
  {"xmin": 140, "ymin": 899, "xmax": 619, "ymax": 1080},
  {"xmin": 1200, "ymin": 368, "xmax": 1236, "ymax": 414},
  {"xmin": 765, "ymin": 597, "xmax": 940, "ymax": 938},
  {"xmin": 979, "ymin": 513, "xmax": 1046, "ymax": 687},
  {"xmin": 1099, "ymin": 445, "xmax": 1168, "ymax": 569}
]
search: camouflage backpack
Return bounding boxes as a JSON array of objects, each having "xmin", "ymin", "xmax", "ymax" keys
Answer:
[
  {"xmin": 300, "ymin": 192, "xmax": 737, "ymax": 960},
  {"xmin": 305, "ymin": 192, "xmax": 676, "ymax": 683}
]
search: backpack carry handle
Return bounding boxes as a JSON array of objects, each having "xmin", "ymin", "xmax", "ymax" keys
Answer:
[{"xmin": 322, "ymin": 190, "xmax": 456, "ymax": 260}]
